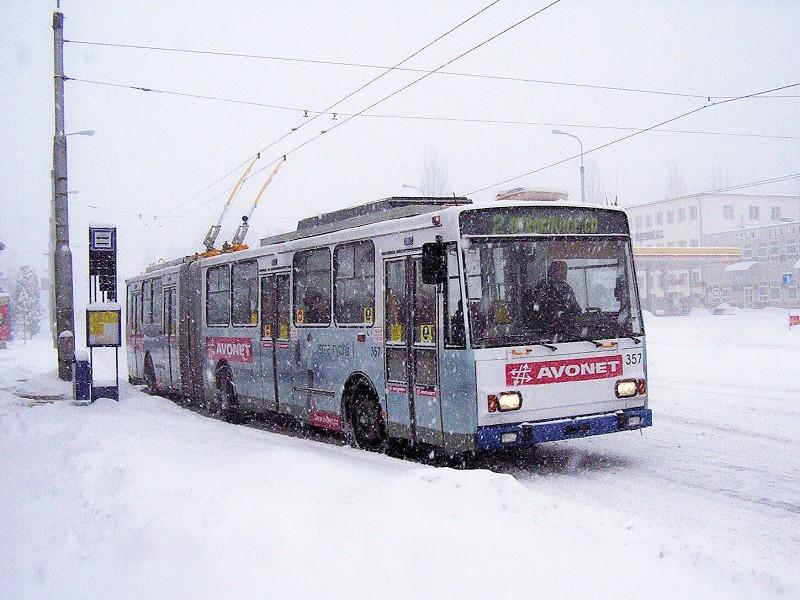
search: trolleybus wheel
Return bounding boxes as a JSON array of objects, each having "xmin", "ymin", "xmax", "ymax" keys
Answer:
[
  {"xmin": 144, "ymin": 357, "xmax": 157, "ymax": 395},
  {"xmin": 213, "ymin": 370, "xmax": 242, "ymax": 424},
  {"xmin": 351, "ymin": 384, "xmax": 386, "ymax": 451}
]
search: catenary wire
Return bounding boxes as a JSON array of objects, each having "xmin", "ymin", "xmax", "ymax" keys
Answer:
[
  {"xmin": 145, "ymin": 0, "xmax": 565, "ymax": 234},
  {"xmin": 655, "ymin": 173, "xmax": 800, "ymax": 202},
  {"xmin": 67, "ymin": 77, "xmax": 800, "ymax": 142},
  {"xmin": 121, "ymin": 0, "xmax": 506, "ymax": 239},
  {"xmin": 465, "ymin": 81, "xmax": 800, "ymax": 196},
  {"xmin": 63, "ymin": 38, "xmax": 800, "ymax": 100},
  {"xmin": 135, "ymin": 0, "xmax": 502, "ymax": 223}
]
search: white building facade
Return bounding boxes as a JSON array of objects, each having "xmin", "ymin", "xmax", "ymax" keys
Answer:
[{"xmin": 624, "ymin": 193, "xmax": 800, "ymax": 312}]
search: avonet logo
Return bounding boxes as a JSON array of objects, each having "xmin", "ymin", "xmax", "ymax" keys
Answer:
[
  {"xmin": 206, "ymin": 337, "xmax": 253, "ymax": 363},
  {"xmin": 505, "ymin": 355, "xmax": 623, "ymax": 386}
]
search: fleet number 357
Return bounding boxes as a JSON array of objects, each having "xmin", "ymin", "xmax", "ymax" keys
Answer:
[{"xmin": 625, "ymin": 352, "xmax": 642, "ymax": 365}]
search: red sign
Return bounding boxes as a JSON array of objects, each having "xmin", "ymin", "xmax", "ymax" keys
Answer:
[
  {"xmin": 126, "ymin": 332, "xmax": 144, "ymax": 351},
  {"xmin": 790, "ymin": 315, "xmax": 800, "ymax": 328},
  {"xmin": 308, "ymin": 410, "xmax": 341, "ymax": 431},
  {"xmin": 0, "ymin": 296, "xmax": 9, "ymax": 341},
  {"xmin": 506, "ymin": 354, "xmax": 623, "ymax": 386},
  {"xmin": 206, "ymin": 337, "xmax": 254, "ymax": 363}
]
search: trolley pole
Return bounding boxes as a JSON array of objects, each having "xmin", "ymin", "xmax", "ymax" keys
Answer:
[{"xmin": 52, "ymin": 11, "xmax": 76, "ymax": 380}]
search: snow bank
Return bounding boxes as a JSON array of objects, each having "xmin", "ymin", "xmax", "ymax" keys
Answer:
[{"xmin": 0, "ymin": 389, "xmax": 775, "ymax": 600}]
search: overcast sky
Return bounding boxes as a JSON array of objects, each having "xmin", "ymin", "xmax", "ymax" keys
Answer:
[{"xmin": 1, "ymin": 0, "xmax": 799, "ymax": 287}]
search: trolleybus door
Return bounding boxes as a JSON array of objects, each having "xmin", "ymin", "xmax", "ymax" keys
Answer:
[
  {"xmin": 164, "ymin": 287, "xmax": 179, "ymax": 388},
  {"xmin": 383, "ymin": 256, "xmax": 444, "ymax": 446},
  {"xmin": 130, "ymin": 291, "xmax": 143, "ymax": 379},
  {"xmin": 259, "ymin": 273, "xmax": 291, "ymax": 412}
]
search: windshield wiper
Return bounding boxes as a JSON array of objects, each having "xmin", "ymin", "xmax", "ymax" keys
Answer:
[
  {"xmin": 536, "ymin": 342, "xmax": 558, "ymax": 352},
  {"xmin": 622, "ymin": 335, "xmax": 642, "ymax": 345}
]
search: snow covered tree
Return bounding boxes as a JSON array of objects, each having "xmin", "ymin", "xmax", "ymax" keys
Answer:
[{"xmin": 12, "ymin": 265, "xmax": 42, "ymax": 341}]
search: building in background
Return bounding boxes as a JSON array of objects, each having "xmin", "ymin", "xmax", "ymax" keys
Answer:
[
  {"xmin": 704, "ymin": 221, "xmax": 800, "ymax": 308},
  {"xmin": 624, "ymin": 193, "xmax": 800, "ymax": 312}
]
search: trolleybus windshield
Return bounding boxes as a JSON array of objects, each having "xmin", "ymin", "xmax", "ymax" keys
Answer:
[{"xmin": 463, "ymin": 237, "xmax": 643, "ymax": 348}]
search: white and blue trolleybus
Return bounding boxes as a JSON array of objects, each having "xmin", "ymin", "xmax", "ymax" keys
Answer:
[{"xmin": 126, "ymin": 194, "xmax": 651, "ymax": 454}]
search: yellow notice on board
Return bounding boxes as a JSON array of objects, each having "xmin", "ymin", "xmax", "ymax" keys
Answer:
[
  {"xmin": 262, "ymin": 323, "xmax": 272, "ymax": 338},
  {"xmin": 278, "ymin": 323, "xmax": 289, "ymax": 340},
  {"xmin": 420, "ymin": 324, "xmax": 435, "ymax": 343},
  {"xmin": 494, "ymin": 302, "xmax": 511, "ymax": 324},
  {"xmin": 363, "ymin": 306, "xmax": 374, "ymax": 323},
  {"xmin": 390, "ymin": 324, "xmax": 403, "ymax": 342},
  {"xmin": 88, "ymin": 310, "xmax": 121, "ymax": 346},
  {"xmin": 295, "ymin": 309, "xmax": 304, "ymax": 324}
]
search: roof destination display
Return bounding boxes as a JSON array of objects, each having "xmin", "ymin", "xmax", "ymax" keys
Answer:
[{"xmin": 460, "ymin": 206, "xmax": 629, "ymax": 236}]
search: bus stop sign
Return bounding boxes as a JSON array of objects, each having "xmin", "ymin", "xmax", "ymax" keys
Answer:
[{"xmin": 89, "ymin": 226, "xmax": 117, "ymax": 300}]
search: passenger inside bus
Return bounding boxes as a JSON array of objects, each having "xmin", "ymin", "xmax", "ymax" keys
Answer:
[{"xmin": 526, "ymin": 260, "xmax": 581, "ymax": 337}]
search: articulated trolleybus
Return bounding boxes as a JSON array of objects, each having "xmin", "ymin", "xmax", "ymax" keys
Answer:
[{"xmin": 126, "ymin": 195, "xmax": 651, "ymax": 454}]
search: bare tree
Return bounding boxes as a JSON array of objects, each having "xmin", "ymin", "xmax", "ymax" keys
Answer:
[
  {"xmin": 665, "ymin": 163, "xmax": 686, "ymax": 198},
  {"xmin": 420, "ymin": 147, "xmax": 449, "ymax": 196},
  {"xmin": 583, "ymin": 158, "xmax": 605, "ymax": 204},
  {"xmin": 710, "ymin": 165, "xmax": 731, "ymax": 190}
]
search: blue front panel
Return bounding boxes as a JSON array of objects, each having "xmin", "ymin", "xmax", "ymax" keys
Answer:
[
  {"xmin": 439, "ymin": 347, "xmax": 478, "ymax": 448},
  {"xmin": 476, "ymin": 407, "xmax": 653, "ymax": 450}
]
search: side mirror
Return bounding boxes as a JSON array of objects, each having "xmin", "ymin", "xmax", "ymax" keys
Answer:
[{"xmin": 422, "ymin": 242, "xmax": 447, "ymax": 285}]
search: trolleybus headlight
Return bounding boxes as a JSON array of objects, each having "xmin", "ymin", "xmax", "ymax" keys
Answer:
[
  {"xmin": 615, "ymin": 379, "xmax": 638, "ymax": 398},
  {"xmin": 498, "ymin": 391, "xmax": 522, "ymax": 411}
]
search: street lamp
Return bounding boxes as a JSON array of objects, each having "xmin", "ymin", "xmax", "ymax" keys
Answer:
[
  {"xmin": 65, "ymin": 129, "xmax": 95, "ymax": 137},
  {"xmin": 552, "ymin": 129, "xmax": 586, "ymax": 204},
  {"xmin": 402, "ymin": 184, "xmax": 425, "ymax": 195}
]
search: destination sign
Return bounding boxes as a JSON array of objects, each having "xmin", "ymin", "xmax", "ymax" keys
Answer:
[{"xmin": 459, "ymin": 207, "xmax": 629, "ymax": 236}]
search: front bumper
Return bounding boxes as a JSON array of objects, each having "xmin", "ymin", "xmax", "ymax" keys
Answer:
[{"xmin": 476, "ymin": 407, "xmax": 652, "ymax": 450}]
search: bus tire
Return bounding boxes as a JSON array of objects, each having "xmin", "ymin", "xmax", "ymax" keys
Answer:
[
  {"xmin": 144, "ymin": 355, "xmax": 157, "ymax": 395},
  {"xmin": 349, "ymin": 379, "xmax": 386, "ymax": 451},
  {"xmin": 213, "ymin": 368, "xmax": 242, "ymax": 424}
]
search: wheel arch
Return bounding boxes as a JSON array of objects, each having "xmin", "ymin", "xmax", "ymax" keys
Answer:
[
  {"xmin": 214, "ymin": 360, "xmax": 232, "ymax": 386},
  {"xmin": 340, "ymin": 371, "xmax": 380, "ymax": 426}
]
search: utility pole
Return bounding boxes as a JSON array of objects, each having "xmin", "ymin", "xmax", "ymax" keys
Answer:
[{"xmin": 52, "ymin": 11, "xmax": 75, "ymax": 380}]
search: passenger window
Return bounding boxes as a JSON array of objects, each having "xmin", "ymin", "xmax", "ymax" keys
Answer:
[
  {"xmin": 334, "ymin": 241, "xmax": 375, "ymax": 325},
  {"xmin": 152, "ymin": 279, "xmax": 162, "ymax": 329},
  {"xmin": 444, "ymin": 246, "xmax": 465, "ymax": 348},
  {"xmin": 260, "ymin": 277, "xmax": 275, "ymax": 339},
  {"xmin": 276, "ymin": 275, "xmax": 290, "ymax": 339},
  {"xmin": 384, "ymin": 260, "xmax": 407, "ymax": 343},
  {"xmin": 385, "ymin": 347, "xmax": 407, "ymax": 382},
  {"xmin": 414, "ymin": 349, "xmax": 437, "ymax": 387},
  {"xmin": 206, "ymin": 265, "xmax": 230, "ymax": 326},
  {"xmin": 413, "ymin": 259, "xmax": 435, "ymax": 345},
  {"xmin": 142, "ymin": 280, "xmax": 153, "ymax": 324},
  {"xmin": 293, "ymin": 248, "xmax": 331, "ymax": 325},
  {"xmin": 232, "ymin": 261, "xmax": 258, "ymax": 326}
]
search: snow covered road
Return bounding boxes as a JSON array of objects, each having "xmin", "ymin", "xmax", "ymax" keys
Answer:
[{"xmin": 1, "ymin": 310, "xmax": 799, "ymax": 599}]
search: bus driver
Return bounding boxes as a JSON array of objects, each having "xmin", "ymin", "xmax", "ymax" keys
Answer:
[{"xmin": 526, "ymin": 259, "xmax": 581, "ymax": 337}]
